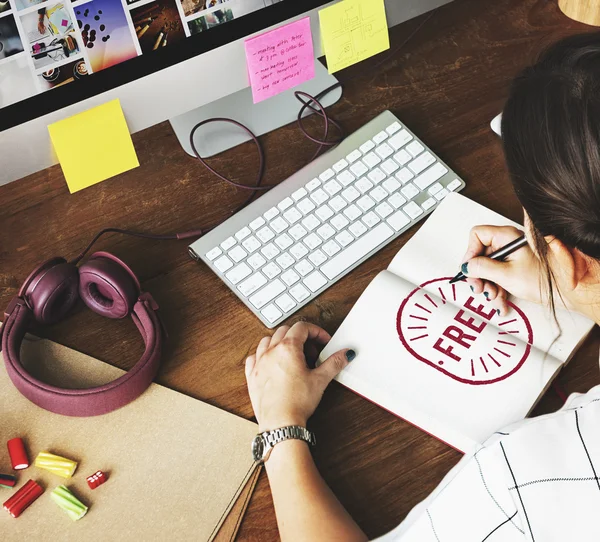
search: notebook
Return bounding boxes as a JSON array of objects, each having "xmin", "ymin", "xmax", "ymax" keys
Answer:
[{"xmin": 319, "ymin": 193, "xmax": 595, "ymax": 453}]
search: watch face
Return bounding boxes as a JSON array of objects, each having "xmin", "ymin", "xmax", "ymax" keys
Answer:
[{"xmin": 251, "ymin": 435, "xmax": 264, "ymax": 461}]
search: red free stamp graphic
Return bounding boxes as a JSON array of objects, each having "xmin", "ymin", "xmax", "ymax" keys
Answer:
[{"xmin": 397, "ymin": 278, "xmax": 533, "ymax": 385}]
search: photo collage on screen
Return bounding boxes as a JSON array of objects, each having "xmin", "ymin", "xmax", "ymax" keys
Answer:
[{"xmin": 0, "ymin": 0, "xmax": 283, "ymax": 109}]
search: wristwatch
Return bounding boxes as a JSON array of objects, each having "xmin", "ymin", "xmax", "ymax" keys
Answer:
[{"xmin": 251, "ymin": 425, "xmax": 316, "ymax": 464}]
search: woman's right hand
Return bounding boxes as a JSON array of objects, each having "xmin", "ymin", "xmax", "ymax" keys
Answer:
[{"xmin": 461, "ymin": 225, "xmax": 543, "ymax": 315}]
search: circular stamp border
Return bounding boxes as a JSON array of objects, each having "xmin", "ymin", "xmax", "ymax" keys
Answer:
[{"xmin": 396, "ymin": 277, "xmax": 534, "ymax": 385}]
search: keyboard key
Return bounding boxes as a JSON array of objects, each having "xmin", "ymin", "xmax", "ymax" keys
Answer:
[
  {"xmin": 435, "ymin": 188, "xmax": 449, "ymax": 200},
  {"xmin": 342, "ymin": 186, "xmax": 360, "ymax": 202},
  {"xmin": 389, "ymin": 129, "xmax": 413, "ymax": 150},
  {"xmin": 295, "ymin": 259, "xmax": 314, "ymax": 276},
  {"xmin": 263, "ymin": 262, "xmax": 282, "ymax": 279},
  {"xmin": 206, "ymin": 247, "xmax": 222, "ymax": 261},
  {"xmin": 248, "ymin": 253, "xmax": 266, "ymax": 269},
  {"xmin": 401, "ymin": 183, "xmax": 419, "ymax": 200},
  {"xmin": 275, "ymin": 233, "xmax": 293, "ymax": 250},
  {"xmin": 275, "ymin": 293, "xmax": 297, "ymax": 313},
  {"xmin": 304, "ymin": 271, "xmax": 327, "ymax": 293},
  {"xmin": 375, "ymin": 143, "xmax": 394, "ymax": 160},
  {"xmin": 333, "ymin": 159, "xmax": 348, "ymax": 173},
  {"xmin": 422, "ymin": 197, "xmax": 436, "ymax": 211},
  {"xmin": 261, "ymin": 243, "xmax": 280, "ymax": 260},
  {"xmin": 289, "ymin": 224, "xmax": 308, "ymax": 240},
  {"xmin": 228, "ymin": 245, "xmax": 247, "ymax": 262},
  {"xmin": 362, "ymin": 152, "xmax": 381, "ymax": 168},
  {"xmin": 238, "ymin": 272, "xmax": 267, "ymax": 297},
  {"xmin": 308, "ymin": 249, "xmax": 327, "ymax": 266},
  {"xmin": 226, "ymin": 262, "xmax": 252, "ymax": 285},
  {"xmin": 261, "ymin": 303, "xmax": 283, "ymax": 323},
  {"xmin": 276, "ymin": 252, "xmax": 295, "ymax": 270},
  {"xmin": 337, "ymin": 170, "xmax": 355, "ymax": 186},
  {"xmin": 346, "ymin": 149, "xmax": 362, "ymax": 163},
  {"xmin": 369, "ymin": 186, "xmax": 388, "ymax": 203},
  {"xmin": 373, "ymin": 130, "xmax": 389, "ymax": 144},
  {"xmin": 343, "ymin": 204, "xmax": 362, "ymax": 221},
  {"xmin": 406, "ymin": 141, "xmax": 425, "ymax": 157},
  {"xmin": 322, "ymin": 240, "xmax": 341, "ymax": 256},
  {"xmin": 283, "ymin": 208, "xmax": 302, "ymax": 225},
  {"xmin": 264, "ymin": 207, "xmax": 279, "ymax": 220},
  {"xmin": 256, "ymin": 226, "xmax": 275, "ymax": 243},
  {"xmin": 386, "ymin": 122, "xmax": 402, "ymax": 135},
  {"xmin": 290, "ymin": 243, "xmax": 309, "ymax": 260},
  {"xmin": 413, "ymin": 163, "xmax": 448, "ymax": 190},
  {"xmin": 356, "ymin": 177, "xmax": 374, "ymax": 194},
  {"xmin": 306, "ymin": 178, "xmax": 321, "ymax": 192},
  {"xmin": 357, "ymin": 195, "xmax": 375, "ymax": 211},
  {"xmin": 350, "ymin": 161, "xmax": 368, "ymax": 178},
  {"xmin": 304, "ymin": 233, "xmax": 323, "ymax": 249},
  {"xmin": 250, "ymin": 217, "xmax": 265, "ymax": 231},
  {"xmin": 292, "ymin": 187, "xmax": 307, "ymax": 201},
  {"xmin": 383, "ymin": 177, "xmax": 401, "ymax": 193},
  {"xmin": 324, "ymin": 180, "xmax": 342, "ymax": 196},
  {"xmin": 447, "ymin": 178, "xmax": 462, "ymax": 191},
  {"xmin": 322, "ymin": 223, "xmax": 393, "ymax": 280},
  {"xmin": 316, "ymin": 223, "xmax": 336, "ymax": 240},
  {"xmin": 393, "ymin": 149, "xmax": 412, "ymax": 166},
  {"xmin": 242, "ymin": 236, "xmax": 261, "ymax": 253},
  {"xmin": 214, "ymin": 255, "xmax": 234, "ymax": 272},
  {"xmin": 320, "ymin": 168, "xmax": 335, "ymax": 182},
  {"xmin": 235, "ymin": 227, "xmax": 251, "ymax": 241},
  {"xmin": 387, "ymin": 210, "xmax": 410, "ymax": 231},
  {"xmin": 403, "ymin": 201, "xmax": 424, "ymax": 219},
  {"xmin": 362, "ymin": 211, "xmax": 381, "ymax": 227},
  {"xmin": 381, "ymin": 159, "xmax": 400, "ymax": 175},
  {"xmin": 310, "ymin": 188, "xmax": 329, "ymax": 205},
  {"xmin": 278, "ymin": 197, "xmax": 294, "ymax": 212},
  {"xmin": 375, "ymin": 202, "xmax": 394, "ymax": 218},
  {"xmin": 335, "ymin": 230, "xmax": 354, "ymax": 247},
  {"xmin": 270, "ymin": 216, "xmax": 288, "ymax": 234},
  {"xmin": 409, "ymin": 152, "xmax": 436, "ymax": 175},
  {"xmin": 428, "ymin": 182, "xmax": 443, "ymax": 196},
  {"xmin": 367, "ymin": 167, "xmax": 386, "ymax": 184},
  {"xmin": 349, "ymin": 221, "xmax": 367, "ymax": 238},
  {"xmin": 388, "ymin": 192, "xmax": 407, "ymax": 209},
  {"xmin": 221, "ymin": 237, "xmax": 236, "ymax": 251},
  {"xmin": 281, "ymin": 269, "xmax": 301, "ymax": 286},
  {"xmin": 290, "ymin": 283, "xmax": 310, "ymax": 302},
  {"xmin": 329, "ymin": 195, "xmax": 347, "ymax": 212},
  {"xmin": 396, "ymin": 167, "xmax": 414, "ymax": 184},
  {"xmin": 250, "ymin": 279, "xmax": 286, "ymax": 309},
  {"xmin": 315, "ymin": 205, "xmax": 334, "ymax": 222},
  {"xmin": 330, "ymin": 214, "xmax": 349, "ymax": 231},
  {"xmin": 297, "ymin": 198, "xmax": 316, "ymax": 215},
  {"xmin": 359, "ymin": 140, "xmax": 375, "ymax": 154},
  {"xmin": 302, "ymin": 214, "xmax": 321, "ymax": 231}
]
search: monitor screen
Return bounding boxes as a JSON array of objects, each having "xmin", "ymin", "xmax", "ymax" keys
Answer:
[{"xmin": 0, "ymin": 0, "xmax": 329, "ymax": 130}]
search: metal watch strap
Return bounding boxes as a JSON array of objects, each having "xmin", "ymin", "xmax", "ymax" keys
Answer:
[{"xmin": 263, "ymin": 425, "xmax": 316, "ymax": 449}]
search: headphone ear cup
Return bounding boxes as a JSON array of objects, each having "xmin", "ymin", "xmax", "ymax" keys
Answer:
[
  {"xmin": 22, "ymin": 260, "xmax": 80, "ymax": 325},
  {"xmin": 78, "ymin": 255, "xmax": 139, "ymax": 319}
]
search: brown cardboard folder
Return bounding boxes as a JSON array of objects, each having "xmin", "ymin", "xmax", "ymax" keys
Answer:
[{"xmin": 0, "ymin": 333, "xmax": 260, "ymax": 541}]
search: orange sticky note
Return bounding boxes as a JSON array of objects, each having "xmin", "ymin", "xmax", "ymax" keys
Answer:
[{"xmin": 48, "ymin": 99, "xmax": 139, "ymax": 193}]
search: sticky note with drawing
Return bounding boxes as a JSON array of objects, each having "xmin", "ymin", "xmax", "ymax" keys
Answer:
[{"xmin": 319, "ymin": 193, "xmax": 595, "ymax": 453}]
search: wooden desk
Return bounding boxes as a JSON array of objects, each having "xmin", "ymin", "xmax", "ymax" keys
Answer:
[{"xmin": 2, "ymin": 0, "xmax": 599, "ymax": 539}]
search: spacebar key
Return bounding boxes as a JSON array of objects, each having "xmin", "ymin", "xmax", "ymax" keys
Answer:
[{"xmin": 321, "ymin": 223, "xmax": 394, "ymax": 280}]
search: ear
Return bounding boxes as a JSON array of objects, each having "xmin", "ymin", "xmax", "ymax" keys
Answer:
[{"xmin": 546, "ymin": 236, "xmax": 588, "ymax": 290}]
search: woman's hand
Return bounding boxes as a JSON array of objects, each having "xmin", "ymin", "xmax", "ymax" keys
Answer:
[
  {"xmin": 461, "ymin": 225, "xmax": 543, "ymax": 315},
  {"xmin": 245, "ymin": 322, "xmax": 353, "ymax": 432}
]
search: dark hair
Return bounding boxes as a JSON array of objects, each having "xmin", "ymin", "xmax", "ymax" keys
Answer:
[{"xmin": 501, "ymin": 32, "xmax": 600, "ymax": 315}]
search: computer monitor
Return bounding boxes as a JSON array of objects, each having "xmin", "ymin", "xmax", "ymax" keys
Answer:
[{"xmin": 0, "ymin": 0, "xmax": 452, "ymax": 186}]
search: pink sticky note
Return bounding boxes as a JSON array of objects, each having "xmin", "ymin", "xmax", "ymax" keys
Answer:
[
  {"xmin": 61, "ymin": 19, "xmax": 68, "ymax": 26},
  {"xmin": 244, "ymin": 17, "xmax": 315, "ymax": 104}
]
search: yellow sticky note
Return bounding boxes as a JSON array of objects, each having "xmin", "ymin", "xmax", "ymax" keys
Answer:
[
  {"xmin": 48, "ymin": 99, "xmax": 139, "ymax": 194},
  {"xmin": 319, "ymin": 0, "xmax": 390, "ymax": 74}
]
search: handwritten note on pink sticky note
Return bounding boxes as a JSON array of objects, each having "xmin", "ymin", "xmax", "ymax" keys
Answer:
[{"xmin": 244, "ymin": 17, "xmax": 315, "ymax": 104}]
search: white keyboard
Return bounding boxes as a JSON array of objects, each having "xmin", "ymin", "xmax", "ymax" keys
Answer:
[{"xmin": 189, "ymin": 111, "xmax": 465, "ymax": 328}]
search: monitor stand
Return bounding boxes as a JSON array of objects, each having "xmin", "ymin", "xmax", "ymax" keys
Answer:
[{"xmin": 170, "ymin": 62, "xmax": 342, "ymax": 159}]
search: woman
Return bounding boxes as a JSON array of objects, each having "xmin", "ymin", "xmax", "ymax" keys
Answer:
[{"xmin": 245, "ymin": 33, "xmax": 600, "ymax": 541}]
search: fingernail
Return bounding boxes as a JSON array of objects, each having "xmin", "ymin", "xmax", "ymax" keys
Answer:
[
  {"xmin": 496, "ymin": 309, "xmax": 500, "ymax": 316},
  {"xmin": 346, "ymin": 350, "xmax": 356, "ymax": 362},
  {"xmin": 484, "ymin": 291, "xmax": 489, "ymax": 299},
  {"xmin": 469, "ymin": 285, "xmax": 474, "ymax": 292},
  {"xmin": 461, "ymin": 262, "xmax": 469, "ymax": 275}
]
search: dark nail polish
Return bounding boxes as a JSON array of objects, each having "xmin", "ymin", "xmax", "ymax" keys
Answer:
[
  {"xmin": 470, "ymin": 285, "xmax": 474, "ymax": 292},
  {"xmin": 484, "ymin": 291, "xmax": 489, "ymax": 299},
  {"xmin": 346, "ymin": 350, "xmax": 356, "ymax": 362},
  {"xmin": 461, "ymin": 262, "xmax": 469, "ymax": 275},
  {"xmin": 496, "ymin": 309, "xmax": 500, "ymax": 316}
]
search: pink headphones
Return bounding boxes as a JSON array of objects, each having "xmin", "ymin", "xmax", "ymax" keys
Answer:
[{"xmin": 1, "ymin": 227, "xmax": 202, "ymax": 417}]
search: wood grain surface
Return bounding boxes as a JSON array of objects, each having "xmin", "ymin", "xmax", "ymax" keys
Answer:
[{"xmin": 1, "ymin": 1, "xmax": 599, "ymax": 540}]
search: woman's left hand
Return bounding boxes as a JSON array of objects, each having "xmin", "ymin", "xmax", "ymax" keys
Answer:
[{"xmin": 245, "ymin": 322, "xmax": 352, "ymax": 432}]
